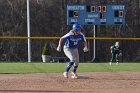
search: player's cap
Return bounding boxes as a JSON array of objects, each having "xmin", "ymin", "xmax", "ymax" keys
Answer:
[{"xmin": 72, "ymin": 23, "xmax": 81, "ymax": 32}]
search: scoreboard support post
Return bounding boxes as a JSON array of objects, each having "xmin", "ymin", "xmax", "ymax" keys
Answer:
[{"xmin": 93, "ymin": 25, "xmax": 96, "ymax": 62}]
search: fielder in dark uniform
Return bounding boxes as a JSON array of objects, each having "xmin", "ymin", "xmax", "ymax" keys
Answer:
[{"xmin": 109, "ymin": 42, "xmax": 122, "ymax": 65}]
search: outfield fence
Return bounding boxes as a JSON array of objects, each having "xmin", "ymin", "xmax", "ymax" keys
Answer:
[
  {"xmin": 0, "ymin": 36, "xmax": 140, "ymax": 40},
  {"xmin": 0, "ymin": 36, "xmax": 140, "ymax": 62}
]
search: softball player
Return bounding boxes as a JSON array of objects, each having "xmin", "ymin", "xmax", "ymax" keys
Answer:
[
  {"xmin": 109, "ymin": 41, "xmax": 122, "ymax": 65},
  {"xmin": 57, "ymin": 23, "xmax": 88, "ymax": 78}
]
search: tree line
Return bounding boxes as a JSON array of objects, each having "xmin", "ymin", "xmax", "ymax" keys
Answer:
[{"xmin": 0, "ymin": 0, "xmax": 139, "ymax": 62}]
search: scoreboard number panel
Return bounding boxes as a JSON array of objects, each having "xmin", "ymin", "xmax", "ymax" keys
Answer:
[{"xmin": 67, "ymin": 4, "xmax": 126, "ymax": 25}]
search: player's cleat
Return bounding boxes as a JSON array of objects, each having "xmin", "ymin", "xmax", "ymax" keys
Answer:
[
  {"xmin": 63, "ymin": 72, "xmax": 68, "ymax": 78},
  {"xmin": 71, "ymin": 72, "xmax": 78, "ymax": 79},
  {"xmin": 109, "ymin": 62, "xmax": 112, "ymax": 65}
]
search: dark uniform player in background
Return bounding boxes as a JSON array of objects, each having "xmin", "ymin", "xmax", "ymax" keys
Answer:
[{"xmin": 109, "ymin": 42, "xmax": 122, "ymax": 65}]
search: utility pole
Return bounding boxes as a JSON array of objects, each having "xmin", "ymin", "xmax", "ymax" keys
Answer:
[{"xmin": 27, "ymin": 0, "xmax": 31, "ymax": 62}]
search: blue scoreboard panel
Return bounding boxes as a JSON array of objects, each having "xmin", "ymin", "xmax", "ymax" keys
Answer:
[{"xmin": 67, "ymin": 4, "xmax": 126, "ymax": 25}]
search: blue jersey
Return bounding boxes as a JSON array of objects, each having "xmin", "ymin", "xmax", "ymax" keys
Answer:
[{"xmin": 62, "ymin": 31, "xmax": 86, "ymax": 48}]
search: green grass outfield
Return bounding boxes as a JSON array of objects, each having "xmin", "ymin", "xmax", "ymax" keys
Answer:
[{"xmin": 0, "ymin": 63, "xmax": 140, "ymax": 74}]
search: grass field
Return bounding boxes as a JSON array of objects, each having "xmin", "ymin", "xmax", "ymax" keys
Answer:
[{"xmin": 0, "ymin": 63, "xmax": 140, "ymax": 74}]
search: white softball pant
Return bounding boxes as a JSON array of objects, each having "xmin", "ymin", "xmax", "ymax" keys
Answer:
[{"xmin": 63, "ymin": 45, "xmax": 79, "ymax": 66}]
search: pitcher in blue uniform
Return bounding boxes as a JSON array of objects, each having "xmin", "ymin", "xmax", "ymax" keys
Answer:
[{"xmin": 57, "ymin": 23, "xmax": 88, "ymax": 78}]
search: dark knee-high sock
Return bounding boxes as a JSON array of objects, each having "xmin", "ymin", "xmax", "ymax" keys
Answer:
[
  {"xmin": 72, "ymin": 66, "xmax": 78, "ymax": 73},
  {"xmin": 65, "ymin": 61, "xmax": 74, "ymax": 72}
]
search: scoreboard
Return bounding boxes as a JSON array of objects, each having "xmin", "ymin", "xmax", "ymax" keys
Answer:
[{"xmin": 67, "ymin": 4, "xmax": 126, "ymax": 25}]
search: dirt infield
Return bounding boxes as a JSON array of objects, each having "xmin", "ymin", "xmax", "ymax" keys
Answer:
[{"xmin": 0, "ymin": 72, "xmax": 140, "ymax": 93}]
